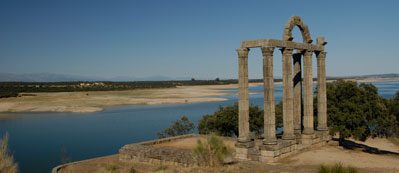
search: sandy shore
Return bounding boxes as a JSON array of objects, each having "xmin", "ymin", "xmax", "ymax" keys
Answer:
[
  {"xmin": 0, "ymin": 83, "xmax": 262, "ymax": 113},
  {"xmin": 1, "ymin": 77, "xmax": 398, "ymax": 113}
]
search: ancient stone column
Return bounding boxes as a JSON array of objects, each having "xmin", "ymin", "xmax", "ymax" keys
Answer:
[
  {"xmin": 293, "ymin": 52, "xmax": 302, "ymax": 135},
  {"xmin": 262, "ymin": 47, "xmax": 277, "ymax": 145},
  {"xmin": 303, "ymin": 50, "xmax": 314, "ymax": 135},
  {"xmin": 237, "ymin": 48, "xmax": 251, "ymax": 142},
  {"xmin": 281, "ymin": 48, "xmax": 295, "ymax": 140},
  {"xmin": 317, "ymin": 51, "xmax": 328, "ymax": 131}
]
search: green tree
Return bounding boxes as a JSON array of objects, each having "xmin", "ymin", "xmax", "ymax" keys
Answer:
[
  {"xmin": 157, "ymin": 116, "xmax": 195, "ymax": 138},
  {"xmin": 384, "ymin": 91, "xmax": 399, "ymax": 136},
  {"xmin": 326, "ymin": 79, "xmax": 396, "ymax": 141},
  {"xmin": 198, "ymin": 102, "xmax": 283, "ymax": 137}
]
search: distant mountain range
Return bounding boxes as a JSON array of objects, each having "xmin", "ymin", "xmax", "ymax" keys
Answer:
[{"xmin": 0, "ymin": 72, "xmax": 398, "ymax": 82}]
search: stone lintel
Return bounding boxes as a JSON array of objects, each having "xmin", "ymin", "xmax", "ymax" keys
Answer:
[{"xmin": 241, "ymin": 39, "xmax": 324, "ymax": 52}]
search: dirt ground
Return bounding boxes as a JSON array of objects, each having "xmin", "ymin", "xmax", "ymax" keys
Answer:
[{"xmin": 59, "ymin": 137, "xmax": 399, "ymax": 173}]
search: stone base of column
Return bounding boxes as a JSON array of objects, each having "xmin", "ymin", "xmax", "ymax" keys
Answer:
[
  {"xmin": 301, "ymin": 134, "xmax": 318, "ymax": 145},
  {"xmin": 238, "ymin": 135, "xmax": 252, "ymax": 143},
  {"xmin": 235, "ymin": 140, "xmax": 255, "ymax": 161},
  {"xmin": 282, "ymin": 134, "xmax": 296, "ymax": 141},
  {"xmin": 317, "ymin": 125, "xmax": 328, "ymax": 131},
  {"xmin": 316, "ymin": 130, "xmax": 331, "ymax": 141},
  {"xmin": 294, "ymin": 130, "xmax": 302, "ymax": 144},
  {"xmin": 302, "ymin": 128, "xmax": 314, "ymax": 135},
  {"xmin": 259, "ymin": 139, "xmax": 296, "ymax": 162},
  {"xmin": 262, "ymin": 137, "xmax": 277, "ymax": 145}
]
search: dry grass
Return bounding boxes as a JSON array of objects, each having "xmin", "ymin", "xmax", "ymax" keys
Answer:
[
  {"xmin": 192, "ymin": 134, "xmax": 233, "ymax": 166},
  {"xmin": 0, "ymin": 132, "xmax": 18, "ymax": 173},
  {"xmin": 319, "ymin": 163, "xmax": 358, "ymax": 173},
  {"xmin": 388, "ymin": 137, "xmax": 399, "ymax": 147}
]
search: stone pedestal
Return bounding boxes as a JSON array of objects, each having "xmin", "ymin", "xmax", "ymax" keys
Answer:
[
  {"xmin": 316, "ymin": 130, "xmax": 331, "ymax": 141},
  {"xmin": 259, "ymin": 140, "xmax": 296, "ymax": 162},
  {"xmin": 235, "ymin": 141, "xmax": 255, "ymax": 160},
  {"xmin": 301, "ymin": 134, "xmax": 317, "ymax": 145}
]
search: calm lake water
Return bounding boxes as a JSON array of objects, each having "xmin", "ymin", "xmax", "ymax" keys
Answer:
[{"xmin": 0, "ymin": 81, "xmax": 398, "ymax": 172}]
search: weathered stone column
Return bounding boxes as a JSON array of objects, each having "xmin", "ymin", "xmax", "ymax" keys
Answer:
[
  {"xmin": 316, "ymin": 51, "xmax": 328, "ymax": 131},
  {"xmin": 293, "ymin": 51, "xmax": 302, "ymax": 135},
  {"xmin": 237, "ymin": 48, "xmax": 251, "ymax": 142},
  {"xmin": 303, "ymin": 50, "xmax": 314, "ymax": 135},
  {"xmin": 281, "ymin": 48, "xmax": 295, "ymax": 140},
  {"xmin": 262, "ymin": 47, "xmax": 277, "ymax": 145}
]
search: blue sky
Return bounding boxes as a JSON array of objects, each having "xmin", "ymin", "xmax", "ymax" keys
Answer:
[{"xmin": 0, "ymin": 0, "xmax": 398, "ymax": 79}]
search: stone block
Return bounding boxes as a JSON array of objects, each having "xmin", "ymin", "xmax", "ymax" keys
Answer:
[
  {"xmin": 260, "ymin": 150, "xmax": 280, "ymax": 157},
  {"xmin": 316, "ymin": 130, "xmax": 331, "ymax": 141},
  {"xmin": 259, "ymin": 144, "xmax": 279, "ymax": 151},
  {"xmin": 235, "ymin": 141, "xmax": 255, "ymax": 148},
  {"xmin": 290, "ymin": 144, "xmax": 297, "ymax": 151},
  {"xmin": 280, "ymin": 146, "xmax": 291, "ymax": 154},
  {"xmin": 119, "ymin": 143, "xmax": 196, "ymax": 167},
  {"xmin": 235, "ymin": 147, "xmax": 252, "ymax": 161},
  {"xmin": 301, "ymin": 134, "xmax": 317, "ymax": 145}
]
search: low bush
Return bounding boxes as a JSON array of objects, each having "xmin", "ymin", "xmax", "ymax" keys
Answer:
[{"xmin": 192, "ymin": 133, "xmax": 233, "ymax": 166}]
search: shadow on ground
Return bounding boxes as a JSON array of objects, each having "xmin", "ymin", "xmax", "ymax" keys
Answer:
[{"xmin": 333, "ymin": 138, "xmax": 399, "ymax": 155}]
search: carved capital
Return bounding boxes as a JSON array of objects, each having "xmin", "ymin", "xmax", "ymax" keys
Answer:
[
  {"xmin": 303, "ymin": 50, "xmax": 313, "ymax": 57},
  {"xmin": 315, "ymin": 51, "xmax": 327, "ymax": 59},
  {"xmin": 261, "ymin": 47, "xmax": 274, "ymax": 56},
  {"xmin": 280, "ymin": 48, "xmax": 293, "ymax": 55},
  {"xmin": 236, "ymin": 48, "xmax": 249, "ymax": 58}
]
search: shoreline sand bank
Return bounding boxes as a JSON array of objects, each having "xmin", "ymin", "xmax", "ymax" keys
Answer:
[{"xmin": 1, "ymin": 78, "xmax": 397, "ymax": 113}]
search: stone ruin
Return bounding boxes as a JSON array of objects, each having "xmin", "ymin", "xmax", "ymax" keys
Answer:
[
  {"xmin": 118, "ymin": 16, "xmax": 331, "ymax": 166},
  {"xmin": 235, "ymin": 16, "xmax": 331, "ymax": 162}
]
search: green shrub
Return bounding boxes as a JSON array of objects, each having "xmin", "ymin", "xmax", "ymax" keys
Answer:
[
  {"xmin": 192, "ymin": 133, "xmax": 233, "ymax": 166},
  {"xmin": 198, "ymin": 102, "xmax": 283, "ymax": 137},
  {"xmin": 0, "ymin": 132, "xmax": 18, "ymax": 173},
  {"xmin": 157, "ymin": 116, "xmax": 195, "ymax": 138}
]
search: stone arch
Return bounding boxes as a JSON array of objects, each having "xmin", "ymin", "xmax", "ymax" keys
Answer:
[{"xmin": 283, "ymin": 16, "xmax": 312, "ymax": 43}]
